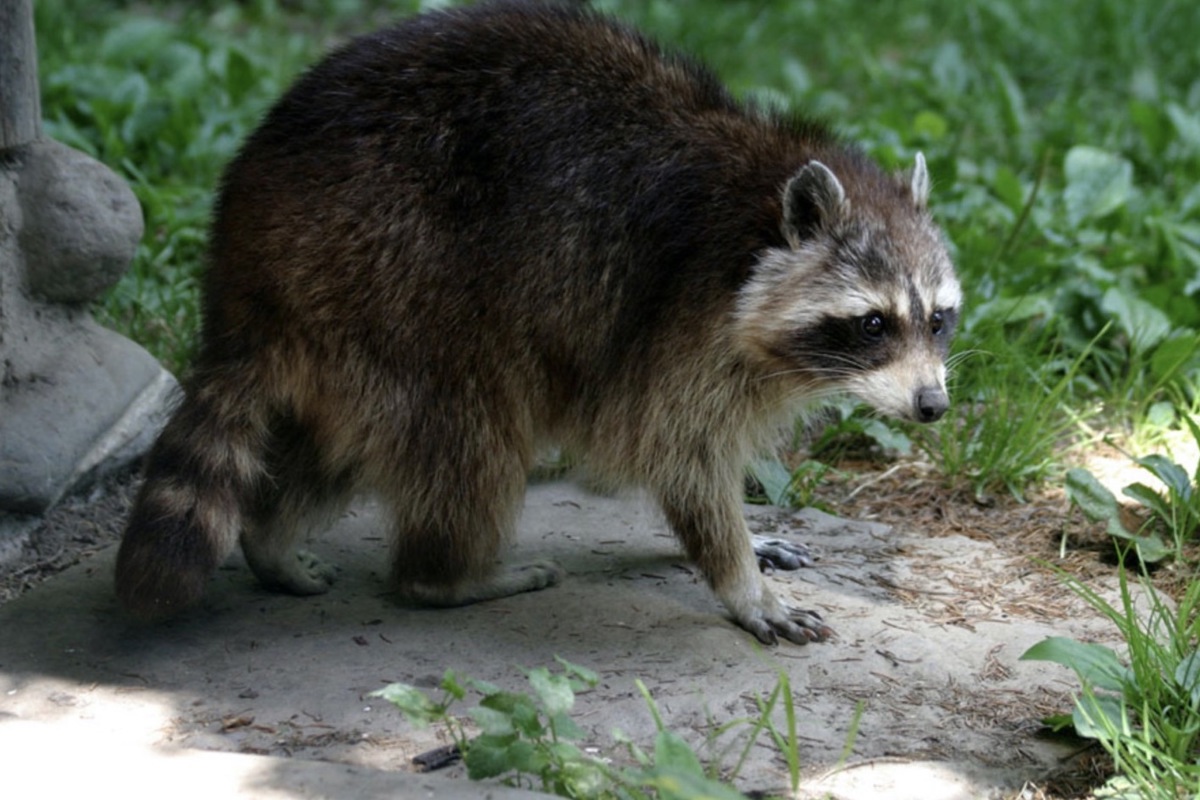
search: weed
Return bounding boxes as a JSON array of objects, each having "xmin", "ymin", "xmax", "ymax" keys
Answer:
[
  {"xmin": 1065, "ymin": 413, "xmax": 1200, "ymax": 564},
  {"xmin": 1021, "ymin": 561, "xmax": 1200, "ymax": 799},
  {"xmin": 747, "ymin": 458, "xmax": 833, "ymax": 511},
  {"xmin": 372, "ymin": 658, "xmax": 813, "ymax": 800}
]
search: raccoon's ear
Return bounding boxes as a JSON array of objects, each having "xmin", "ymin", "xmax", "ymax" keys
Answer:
[
  {"xmin": 781, "ymin": 160, "xmax": 847, "ymax": 250},
  {"xmin": 910, "ymin": 152, "xmax": 930, "ymax": 210}
]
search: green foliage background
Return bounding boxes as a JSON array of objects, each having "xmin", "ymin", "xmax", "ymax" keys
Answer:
[{"xmin": 34, "ymin": 0, "xmax": 1200, "ymax": 492}]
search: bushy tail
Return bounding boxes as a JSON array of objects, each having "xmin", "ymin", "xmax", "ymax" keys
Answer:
[{"xmin": 115, "ymin": 384, "xmax": 270, "ymax": 618}]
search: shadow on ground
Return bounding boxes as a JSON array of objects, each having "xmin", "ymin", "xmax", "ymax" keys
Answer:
[{"xmin": 0, "ymin": 481, "xmax": 1110, "ymax": 798}]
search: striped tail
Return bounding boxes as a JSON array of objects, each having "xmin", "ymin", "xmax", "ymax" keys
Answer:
[{"xmin": 115, "ymin": 385, "xmax": 269, "ymax": 618}]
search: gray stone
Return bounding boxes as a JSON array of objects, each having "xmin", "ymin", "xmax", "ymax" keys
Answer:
[
  {"xmin": 0, "ymin": 318, "xmax": 175, "ymax": 515},
  {"xmin": 0, "ymin": 137, "xmax": 175, "ymax": 523},
  {"xmin": 15, "ymin": 139, "xmax": 144, "ymax": 303}
]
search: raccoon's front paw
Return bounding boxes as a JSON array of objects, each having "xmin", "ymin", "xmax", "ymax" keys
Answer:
[
  {"xmin": 751, "ymin": 534, "xmax": 817, "ymax": 571},
  {"xmin": 729, "ymin": 584, "xmax": 835, "ymax": 646},
  {"xmin": 739, "ymin": 606, "xmax": 835, "ymax": 646}
]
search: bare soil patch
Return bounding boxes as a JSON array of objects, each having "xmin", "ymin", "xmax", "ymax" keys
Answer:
[{"xmin": 0, "ymin": 463, "xmax": 1145, "ymax": 799}]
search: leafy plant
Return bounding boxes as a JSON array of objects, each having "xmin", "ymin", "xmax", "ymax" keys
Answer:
[
  {"xmin": 1021, "ymin": 563, "xmax": 1200, "ymax": 799},
  {"xmin": 373, "ymin": 658, "xmax": 609, "ymax": 797},
  {"xmin": 1065, "ymin": 414, "xmax": 1200, "ymax": 564},
  {"xmin": 372, "ymin": 658, "xmax": 816, "ymax": 800},
  {"xmin": 747, "ymin": 458, "xmax": 832, "ymax": 510}
]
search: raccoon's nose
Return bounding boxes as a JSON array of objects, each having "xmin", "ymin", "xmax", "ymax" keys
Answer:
[{"xmin": 915, "ymin": 386, "xmax": 948, "ymax": 422}]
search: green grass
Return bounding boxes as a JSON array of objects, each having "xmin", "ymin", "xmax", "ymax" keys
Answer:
[
  {"xmin": 36, "ymin": 0, "xmax": 1200, "ymax": 467},
  {"xmin": 1023, "ymin": 564, "xmax": 1200, "ymax": 799}
]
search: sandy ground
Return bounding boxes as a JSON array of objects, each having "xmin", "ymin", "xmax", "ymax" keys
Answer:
[{"xmin": 0, "ymin": 475, "xmax": 1124, "ymax": 799}]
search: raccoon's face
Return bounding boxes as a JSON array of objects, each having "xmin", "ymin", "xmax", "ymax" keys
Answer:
[{"xmin": 734, "ymin": 154, "xmax": 961, "ymax": 423}]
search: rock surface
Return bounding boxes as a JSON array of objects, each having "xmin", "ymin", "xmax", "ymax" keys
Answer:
[{"xmin": 0, "ymin": 138, "xmax": 174, "ymax": 525}]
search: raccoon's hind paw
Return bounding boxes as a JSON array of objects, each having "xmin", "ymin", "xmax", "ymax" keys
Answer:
[
  {"xmin": 246, "ymin": 547, "xmax": 338, "ymax": 596},
  {"xmin": 751, "ymin": 535, "xmax": 817, "ymax": 571},
  {"xmin": 293, "ymin": 549, "xmax": 339, "ymax": 593},
  {"xmin": 504, "ymin": 560, "xmax": 564, "ymax": 593},
  {"xmin": 401, "ymin": 560, "xmax": 564, "ymax": 607}
]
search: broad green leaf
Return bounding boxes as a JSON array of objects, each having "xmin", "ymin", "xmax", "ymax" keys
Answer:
[
  {"xmin": 554, "ymin": 656, "xmax": 599, "ymax": 689},
  {"xmin": 99, "ymin": 17, "xmax": 177, "ymax": 63},
  {"xmin": 1175, "ymin": 650, "xmax": 1200, "ymax": 705},
  {"xmin": 463, "ymin": 733, "xmax": 519, "ymax": 780},
  {"xmin": 1150, "ymin": 335, "xmax": 1200, "ymax": 385},
  {"xmin": 1100, "ymin": 287, "xmax": 1171, "ymax": 353},
  {"xmin": 1136, "ymin": 454, "xmax": 1191, "ymax": 498},
  {"xmin": 441, "ymin": 669, "xmax": 468, "ymax": 700},
  {"xmin": 1167, "ymin": 102, "xmax": 1200, "ymax": 153},
  {"xmin": 469, "ymin": 705, "xmax": 515, "ymax": 736},
  {"xmin": 970, "ymin": 293, "xmax": 1053, "ymax": 325},
  {"xmin": 529, "ymin": 667, "xmax": 575, "ymax": 717},
  {"xmin": 930, "ymin": 42, "xmax": 968, "ymax": 96},
  {"xmin": 1133, "ymin": 532, "xmax": 1174, "ymax": 563},
  {"xmin": 1122, "ymin": 482, "xmax": 1171, "ymax": 520},
  {"xmin": 1130, "ymin": 100, "xmax": 1169, "ymax": 156},
  {"xmin": 748, "ymin": 459, "xmax": 793, "ymax": 507},
  {"xmin": 913, "ymin": 110, "xmax": 948, "ymax": 141},
  {"xmin": 862, "ymin": 419, "xmax": 912, "ymax": 455},
  {"xmin": 502, "ymin": 739, "xmax": 547, "ymax": 775},
  {"xmin": 556, "ymin": 760, "xmax": 609, "ymax": 798},
  {"xmin": 991, "ymin": 165, "xmax": 1026, "ymax": 213},
  {"xmin": 1063, "ymin": 145, "xmax": 1133, "ymax": 226},
  {"xmin": 1073, "ymin": 693, "xmax": 1129, "ymax": 742},
  {"xmin": 225, "ymin": 47, "xmax": 257, "ymax": 105},
  {"xmin": 369, "ymin": 683, "xmax": 439, "ymax": 726},
  {"xmin": 1185, "ymin": 413, "xmax": 1200, "ymax": 486},
  {"xmin": 160, "ymin": 42, "xmax": 206, "ymax": 99},
  {"xmin": 548, "ymin": 712, "xmax": 586, "ymax": 741},
  {"xmin": 481, "ymin": 692, "xmax": 543, "ymax": 739},
  {"xmin": 1065, "ymin": 468, "xmax": 1125, "ymax": 535},
  {"xmin": 1020, "ymin": 636, "xmax": 1129, "ymax": 693},
  {"xmin": 546, "ymin": 740, "xmax": 586, "ymax": 764},
  {"xmin": 1145, "ymin": 401, "xmax": 1177, "ymax": 428}
]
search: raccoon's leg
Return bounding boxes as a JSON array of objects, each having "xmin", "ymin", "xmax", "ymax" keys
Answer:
[
  {"xmin": 658, "ymin": 474, "xmax": 834, "ymax": 645},
  {"xmin": 388, "ymin": 416, "xmax": 561, "ymax": 606},
  {"xmin": 240, "ymin": 419, "xmax": 352, "ymax": 595}
]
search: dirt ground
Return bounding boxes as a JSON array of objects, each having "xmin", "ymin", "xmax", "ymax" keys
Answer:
[{"xmin": 0, "ymin": 462, "xmax": 1138, "ymax": 799}]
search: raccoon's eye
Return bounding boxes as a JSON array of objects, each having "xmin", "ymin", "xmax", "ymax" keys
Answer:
[
  {"xmin": 931, "ymin": 311, "xmax": 945, "ymax": 335},
  {"xmin": 861, "ymin": 313, "xmax": 886, "ymax": 339}
]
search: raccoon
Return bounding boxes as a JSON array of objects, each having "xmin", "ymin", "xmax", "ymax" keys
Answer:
[{"xmin": 115, "ymin": 0, "xmax": 961, "ymax": 645}]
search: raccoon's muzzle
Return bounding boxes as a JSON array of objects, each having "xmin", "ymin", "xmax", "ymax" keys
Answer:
[{"xmin": 915, "ymin": 385, "xmax": 949, "ymax": 423}]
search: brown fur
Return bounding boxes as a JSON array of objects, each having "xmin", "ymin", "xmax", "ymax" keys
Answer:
[{"xmin": 115, "ymin": 0, "xmax": 958, "ymax": 644}]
